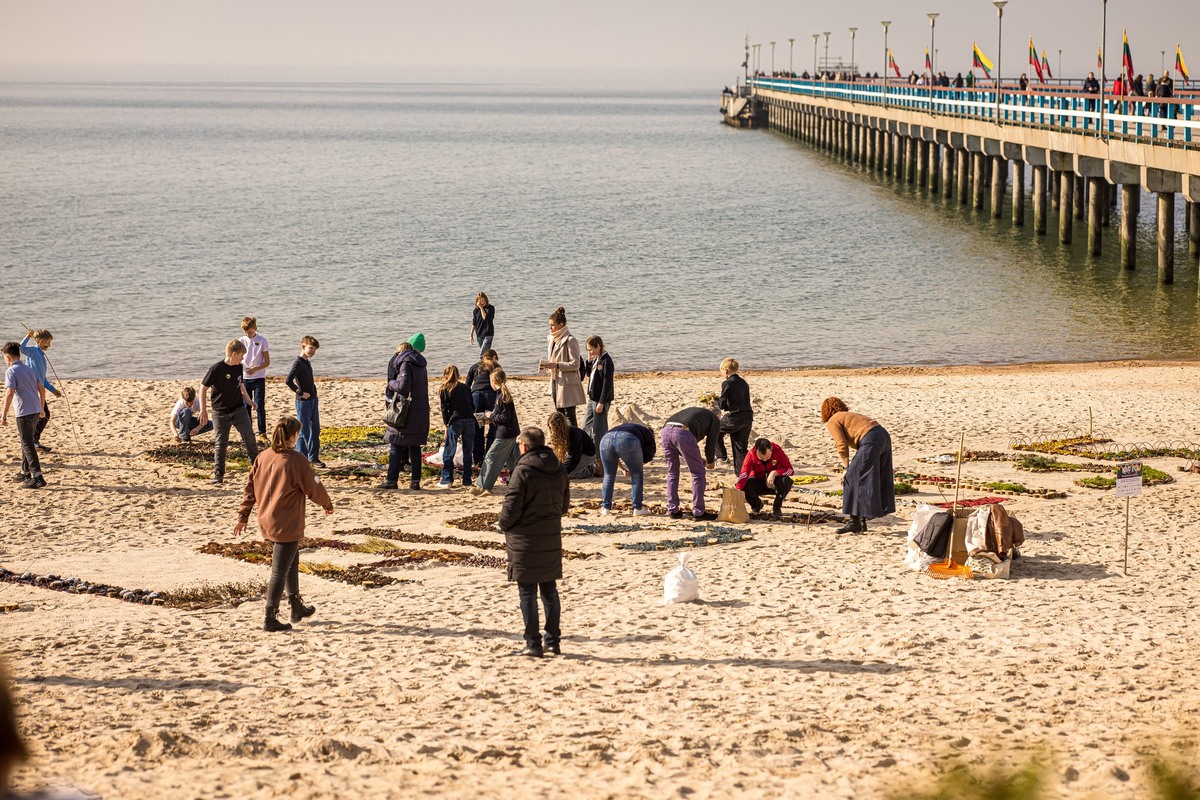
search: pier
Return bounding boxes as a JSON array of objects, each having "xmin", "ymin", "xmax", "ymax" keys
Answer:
[{"xmin": 746, "ymin": 78, "xmax": 1200, "ymax": 281}]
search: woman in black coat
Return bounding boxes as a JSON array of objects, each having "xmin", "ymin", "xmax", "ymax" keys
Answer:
[{"xmin": 381, "ymin": 335, "xmax": 430, "ymax": 490}]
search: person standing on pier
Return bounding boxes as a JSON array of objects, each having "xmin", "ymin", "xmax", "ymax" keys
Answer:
[
  {"xmin": 1083, "ymin": 72, "xmax": 1100, "ymax": 112},
  {"xmin": 821, "ymin": 397, "xmax": 895, "ymax": 535}
]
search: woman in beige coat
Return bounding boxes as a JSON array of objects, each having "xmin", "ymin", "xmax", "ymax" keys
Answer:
[{"xmin": 540, "ymin": 306, "xmax": 586, "ymax": 426}]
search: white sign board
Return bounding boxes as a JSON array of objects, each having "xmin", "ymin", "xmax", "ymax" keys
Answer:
[{"xmin": 1114, "ymin": 461, "xmax": 1143, "ymax": 498}]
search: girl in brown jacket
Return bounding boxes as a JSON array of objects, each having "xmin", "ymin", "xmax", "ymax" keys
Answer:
[{"xmin": 235, "ymin": 416, "xmax": 334, "ymax": 632}]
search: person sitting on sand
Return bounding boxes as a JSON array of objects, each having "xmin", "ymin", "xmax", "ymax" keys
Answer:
[
  {"xmin": 735, "ymin": 437, "xmax": 795, "ymax": 520},
  {"xmin": 821, "ymin": 397, "xmax": 895, "ymax": 534},
  {"xmin": 235, "ymin": 416, "xmax": 334, "ymax": 632},
  {"xmin": 598, "ymin": 422, "xmax": 656, "ymax": 516},
  {"xmin": 170, "ymin": 386, "xmax": 213, "ymax": 442},
  {"xmin": 498, "ymin": 426, "xmax": 570, "ymax": 657},
  {"xmin": 547, "ymin": 411, "xmax": 596, "ymax": 480},
  {"xmin": 661, "ymin": 407, "xmax": 720, "ymax": 521}
]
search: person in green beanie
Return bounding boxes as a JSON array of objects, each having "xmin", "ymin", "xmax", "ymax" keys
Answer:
[{"xmin": 380, "ymin": 334, "xmax": 430, "ymax": 490}]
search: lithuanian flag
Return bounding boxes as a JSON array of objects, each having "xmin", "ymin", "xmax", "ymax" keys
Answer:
[
  {"xmin": 972, "ymin": 42, "xmax": 993, "ymax": 78},
  {"xmin": 1030, "ymin": 37, "xmax": 1045, "ymax": 83},
  {"xmin": 925, "ymin": 48, "xmax": 932, "ymax": 72},
  {"xmin": 888, "ymin": 50, "xmax": 902, "ymax": 79},
  {"xmin": 1177, "ymin": 44, "xmax": 1190, "ymax": 83},
  {"xmin": 1042, "ymin": 51, "xmax": 1053, "ymax": 79},
  {"xmin": 1122, "ymin": 28, "xmax": 1135, "ymax": 82}
]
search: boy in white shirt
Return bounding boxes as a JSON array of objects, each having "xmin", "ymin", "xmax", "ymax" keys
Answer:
[
  {"xmin": 170, "ymin": 386, "xmax": 213, "ymax": 442},
  {"xmin": 238, "ymin": 316, "xmax": 270, "ymax": 438}
]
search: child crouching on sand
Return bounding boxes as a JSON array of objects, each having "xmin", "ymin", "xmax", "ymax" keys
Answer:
[
  {"xmin": 234, "ymin": 416, "xmax": 334, "ymax": 632},
  {"xmin": 170, "ymin": 386, "xmax": 213, "ymax": 442}
]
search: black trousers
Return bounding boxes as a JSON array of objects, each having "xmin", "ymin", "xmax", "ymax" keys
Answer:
[
  {"xmin": 717, "ymin": 413, "xmax": 752, "ymax": 471},
  {"xmin": 518, "ymin": 581, "xmax": 561, "ymax": 650},
  {"xmin": 16, "ymin": 414, "xmax": 42, "ymax": 477},
  {"xmin": 34, "ymin": 401, "xmax": 50, "ymax": 443},
  {"xmin": 742, "ymin": 475, "xmax": 794, "ymax": 513},
  {"xmin": 557, "ymin": 406, "xmax": 577, "ymax": 427},
  {"xmin": 267, "ymin": 541, "xmax": 301, "ymax": 608}
]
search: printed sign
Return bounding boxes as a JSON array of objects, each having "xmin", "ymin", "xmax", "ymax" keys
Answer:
[{"xmin": 1114, "ymin": 461, "xmax": 1143, "ymax": 498}]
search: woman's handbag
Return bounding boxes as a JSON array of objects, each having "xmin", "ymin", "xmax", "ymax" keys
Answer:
[{"xmin": 383, "ymin": 394, "xmax": 411, "ymax": 429}]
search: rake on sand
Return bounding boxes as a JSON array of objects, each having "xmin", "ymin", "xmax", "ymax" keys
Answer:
[{"xmin": 927, "ymin": 432, "xmax": 973, "ymax": 580}]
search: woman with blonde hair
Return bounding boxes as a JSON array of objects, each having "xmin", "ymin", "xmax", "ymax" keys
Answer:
[
  {"xmin": 437, "ymin": 364, "xmax": 476, "ymax": 489},
  {"xmin": 473, "ymin": 369, "xmax": 521, "ymax": 495},
  {"xmin": 235, "ymin": 415, "xmax": 334, "ymax": 631},
  {"xmin": 540, "ymin": 307, "xmax": 585, "ymax": 427},
  {"xmin": 466, "ymin": 349, "xmax": 500, "ymax": 465},
  {"xmin": 547, "ymin": 411, "xmax": 597, "ymax": 479},
  {"xmin": 470, "ymin": 292, "xmax": 495, "ymax": 358},
  {"xmin": 821, "ymin": 397, "xmax": 894, "ymax": 534}
]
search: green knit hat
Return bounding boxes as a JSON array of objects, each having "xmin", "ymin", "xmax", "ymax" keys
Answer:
[{"xmin": 407, "ymin": 332, "xmax": 426, "ymax": 352}]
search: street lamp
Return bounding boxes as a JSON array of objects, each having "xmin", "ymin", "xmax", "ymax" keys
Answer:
[
  {"xmin": 789, "ymin": 37, "xmax": 795, "ymax": 75},
  {"xmin": 927, "ymin": 13, "xmax": 939, "ymax": 111},
  {"xmin": 881, "ymin": 20, "xmax": 892, "ymax": 107},
  {"xmin": 812, "ymin": 33, "xmax": 820, "ymax": 80},
  {"xmin": 1099, "ymin": 0, "xmax": 1109, "ymax": 136},
  {"xmin": 993, "ymin": 1, "xmax": 1007, "ymax": 122},
  {"xmin": 1058, "ymin": 49, "xmax": 1062, "ymax": 80},
  {"xmin": 849, "ymin": 27, "xmax": 858, "ymax": 78},
  {"xmin": 771, "ymin": 41, "xmax": 776, "ymax": 75},
  {"xmin": 823, "ymin": 31, "xmax": 831, "ymax": 75}
]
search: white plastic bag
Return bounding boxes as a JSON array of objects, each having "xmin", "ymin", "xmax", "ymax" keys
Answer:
[
  {"xmin": 904, "ymin": 504, "xmax": 943, "ymax": 572},
  {"xmin": 423, "ymin": 448, "xmax": 463, "ymax": 468},
  {"xmin": 663, "ymin": 553, "xmax": 699, "ymax": 604}
]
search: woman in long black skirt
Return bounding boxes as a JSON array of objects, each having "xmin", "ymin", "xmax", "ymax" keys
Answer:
[{"xmin": 821, "ymin": 397, "xmax": 895, "ymax": 534}]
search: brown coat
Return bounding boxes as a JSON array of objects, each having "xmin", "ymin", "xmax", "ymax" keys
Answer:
[
  {"xmin": 826, "ymin": 411, "xmax": 879, "ymax": 466},
  {"xmin": 546, "ymin": 328, "xmax": 586, "ymax": 409},
  {"xmin": 238, "ymin": 448, "xmax": 333, "ymax": 542},
  {"xmin": 986, "ymin": 504, "xmax": 1025, "ymax": 557}
]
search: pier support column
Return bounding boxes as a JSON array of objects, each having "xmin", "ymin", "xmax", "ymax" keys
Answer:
[
  {"xmin": 1087, "ymin": 177, "xmax": 1104, "ymax": 256},
  {"xmin": 957, "ymin": 149, "xmax": 970, "ymax": 204},
  {"xmin": 1012, "ymin": 160, "xmax": 1025, "ymax": 226},
  {"xmin": 929, "ymin": 143, "xmax": 941, "ymax": 193},
  {"xmin": 1050, "ymin": 170, "xmax": 1060, "ymax": 211},
  {"xmin": 991, "ymin": 157, "xmax": 1007, "ymax": 219},
  {"xmin": 1074, "ymin": 174, "xmax": 1086, "ymax": 220},
  {"xmin": 1032, "ymin": 165, "xmax": 1047, "ymax": 234},
  {"xmin": 906, "ymin": 137, "xmax": 917, "ymax": 184},
  {"xmin": 890, "ymin": 133, "xmax": 901, "ymax": 177},
  {"xmin": 1059, "ymin": 171, "xmax": 1075, "ymax": 244},
  {"xmin": 1121, "ymin": 184, "xmax": 1140, "ymax": 269},
  {"xmin": 1101, "ymin": 182, "xmax": 1112, "ymax": 227},
  {"xmin": 972, "ymin": 153, "xmax": 986, "ymax": 209},
  {"xmin": 1158, "ymin": 192, "xmax": 1176, "ymax": 283},
  {"xmin": 942, "ymin": 145, "xmax": 954, "ymax": 198},
  {"xmin": 1188, "ymin": 200, "xmax": 1199, "ymax": 260},
  {"xmin": 917, "ymin": 140, "xmax": 929, "ymax": 188}
]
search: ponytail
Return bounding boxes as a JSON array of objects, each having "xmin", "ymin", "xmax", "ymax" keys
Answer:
[
  {"xmin": 492, "ymin": 369, "xmax": 513, "ymax": 405},
  {"xmin": 270, "ymin": 416, "xmax": 302, "ymax": 453}
]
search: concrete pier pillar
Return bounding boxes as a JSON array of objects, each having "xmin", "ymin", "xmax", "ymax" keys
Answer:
[
  {"xmin": 1158, "ymin": 192, "xmax": 1175, "ymax": 283},
  {"xmin": 1121, "ymin": 184, "xmax": 1140, "ymax": 269},
  {"xmin": 1050, "ymin": 170, "xmax": 1060, "ymax": 211},
  {"xmin": 865, "ymin": 126, "xmax": 875, "ymax": 169},
  {"xmin": 1012, "ymin": 160, "xmax": 1025, "ymax": 226},
  {"xmin": 929, "ymin": 143, "xmax": 941, "ymax": 193},
  {"xmin": 1188, "ymin": 200, "xmax": 1200, "ymax": 259},
  {"xmin": 1059, "ymin": 171, "xmax": 1075, "ymax": 244},
  {"xmin": 1101, "ymin": 182, "xmax": 1112, "ymax": 227},
  {"xmin": 917, "ymin": 140, "xmax": 929, "ymax": 188},
  {"xmin": 891, "ymin": 133, "xmax": 902, "ymax": 177},
  {"xmin": 991, "ymin": 157, "xmax": 1007, "ymax": 218},
  {"xmin": 972, "ymin": 153, "xmax": 986, "ymax": 210},
  {"xmin": 1074, "ymin": 174, "xmax": 1086, "ymax": 220},
  {"xmin": 905, "ymin": 137, "xmax": 917, "ymax": 184},
  {"xmin": 1032, "ymin": 165, "xmax": 1047, "ymax": 234},
  {"xmin": 958, "ymin": 149, "xmax": 970, "ymax": 204},
  {"xmin": 942, "ymin": 145, "xmax": 954, "ymax": 198},
  {"xmin": 1087, "ymin": 177, "xmax": 1104, "ymax": 256}
]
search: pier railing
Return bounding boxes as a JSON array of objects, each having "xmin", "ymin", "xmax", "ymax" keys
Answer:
[{"xmin": 750, "ymin": 77, "xmax": 1199, "ymax": 149}]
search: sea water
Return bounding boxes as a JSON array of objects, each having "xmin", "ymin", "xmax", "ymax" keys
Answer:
[{"xmin": 1, "ymin": 80, "xmax": 1196, "ymax": 379}]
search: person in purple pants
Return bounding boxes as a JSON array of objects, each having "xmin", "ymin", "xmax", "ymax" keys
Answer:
[{"xmin": 660, "ymin": 407, "xmax": 720, "ymax": 521}]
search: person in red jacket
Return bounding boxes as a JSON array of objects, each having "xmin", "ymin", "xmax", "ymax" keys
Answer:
[
  {"xmin": 735, "ymin": 437, "xmax": 795, "ymax": 519},
  {"xmin": 235, "ymin": 416, "xmax": 334, "ymax": 632}
]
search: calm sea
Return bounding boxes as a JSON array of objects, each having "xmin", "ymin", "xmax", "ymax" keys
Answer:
[{"xmin": 1, "ymin": 80, "xmax": 1197, "ymax": 380}]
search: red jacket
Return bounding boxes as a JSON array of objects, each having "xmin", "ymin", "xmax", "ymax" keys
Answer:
[{"xmin": 735, "ymin": 443, "xmax": 794, "ymax": 490}]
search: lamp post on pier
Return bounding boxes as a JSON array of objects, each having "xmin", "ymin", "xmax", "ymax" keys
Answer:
[
  {"xmin": 812, "ymin": 34, "xmax": 819, "ymax": 80},
  {"xmin": 849, "ymin": 27, "xmax": 858, "ymax": 78},
  {"xmin": 1058, "ymin": 49, "xmax": 1062, "ymax": 80},
  {"xmin": 881, "ymin": 20, "xmax": 892, "ymax": 108},
  {"xmin": 822, "ymin": 31, "xmax": 831, "ymax": 97},
  {"xmin": 993, "ymin": 1, "xmax": 1008, "ymax": 122},
  {"xmin": 770, "ymin": 41, "xmax": 776, "ymax": 75},
  {"xmin": 1099, "ymin": 0, "xmax": 1109, "ymax": 137},
  {"xmin": 927, "ymin": 12, "xmax": 939, "ymax": 110},
  {"xmin": 789, "ymin": 37, "xmax": 795, "ymax": 75}
]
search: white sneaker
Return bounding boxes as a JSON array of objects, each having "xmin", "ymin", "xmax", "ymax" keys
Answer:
[
  {"xmin": 598, "ymin": 507, "xmax": 612, "ymax": 516},
  {"xmin": 435, "ymin": 482, "xmax": 453, "ymax": 489},
  {"xmin": 632, "ymin": 507, "xmax": 653, "ymax": 516}
]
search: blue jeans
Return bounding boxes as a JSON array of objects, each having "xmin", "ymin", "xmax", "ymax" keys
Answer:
[
  {"xmin": 518, "ymin": 581, "xmax": 560, "ymax": 651},
  {"xmin": 478, "ymin": 437, "xmax": 519, "ymax": 492},
  {"xmin": 174, "ymin": 407, "xmax": 213, "ymax": 440},
  {"xmin": 472, "ymin": 388, "xmax": 497, "ymax": 463},
  {"xmin": 295, "ymin": 396, "xmax": 320, "ymax": 462},
  {"xmin": 584, "ymin": 399, "xmax": 609, "ymax": 462},
  {"xmin": 243, "ymin": 378, "xmax": 267, "ymax": 435},
  {"xmin": 600, "ymin": 431, "xmax": 645, "ymax": 510},
  {"xmin": 441, "ymin": 418, "xmax": 477, "ymax": 485},
  {"xmin": 477, "ymin": 335, "xmax": 493, "ymax": 359}
]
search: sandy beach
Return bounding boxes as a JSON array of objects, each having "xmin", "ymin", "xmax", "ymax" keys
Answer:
[{"xmin": 3, "ymin": 361, "xmax": 1199, "ymax": 798}]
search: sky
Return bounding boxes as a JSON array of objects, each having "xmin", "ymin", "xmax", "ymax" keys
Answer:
[{"xmin": 1, "ymin": 0, "xmax": 1197, "ymax": 87}]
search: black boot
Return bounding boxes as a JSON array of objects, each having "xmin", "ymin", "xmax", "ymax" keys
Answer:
[
  {"xmin": 264, "ymin": 605, "xmax": 293, "ymax": 632},
  {"xmin": 288, "ymin": 594, "xmax": 315, "ymax": 623},
  {"xmin": 859, "ymin": 516, "xmax": 868, "ymax": 532},
  {"xmin": 834, "ymin": 515, "xmax": 865, "ymax": 534}
]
